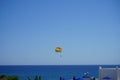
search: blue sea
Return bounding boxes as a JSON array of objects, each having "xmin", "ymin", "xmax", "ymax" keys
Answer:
[{"xmin": 0, "ymin": 65, "xmax": 119, "ymax": 80}]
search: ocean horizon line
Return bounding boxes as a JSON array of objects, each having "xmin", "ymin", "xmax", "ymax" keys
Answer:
[{"xmin": 0, "ymin": 64, "xmax": 120, "ymax": 66}]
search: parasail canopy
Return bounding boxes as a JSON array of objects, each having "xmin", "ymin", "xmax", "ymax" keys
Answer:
[{"xmin": 55, "ymin": 47, "xmax": 62, "ymax": 53}]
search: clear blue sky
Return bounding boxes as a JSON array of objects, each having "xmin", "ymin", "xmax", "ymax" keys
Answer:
[{"xmin": 0, "ymin": 0, "xmax": 120, "ymax": 65}]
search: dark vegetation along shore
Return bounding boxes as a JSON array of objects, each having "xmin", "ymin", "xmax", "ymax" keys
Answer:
[
  {"xmin": 0, "ymin": 74, "xmax": 18, "ymax": 80},
  {"xmin": 0, "ymin": 74, "xmax": 41, "ymax": 80}
]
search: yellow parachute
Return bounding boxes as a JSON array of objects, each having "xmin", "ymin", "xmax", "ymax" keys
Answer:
[{"xmin": 55, "ymin": 47, "xmax": 62, "ymax": 53}]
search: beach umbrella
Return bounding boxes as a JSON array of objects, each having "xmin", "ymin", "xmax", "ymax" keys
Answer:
[
  {"xmin": 102, "ymin": 76, "xmax": 111, "ymax": 80},
  {"xmin": 82, "ymin": 72, "xmax": 90, "ymax": 78},
  {"xmin": 82, "ymin": 75, "xmax": 90, "ymax": 78}
]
